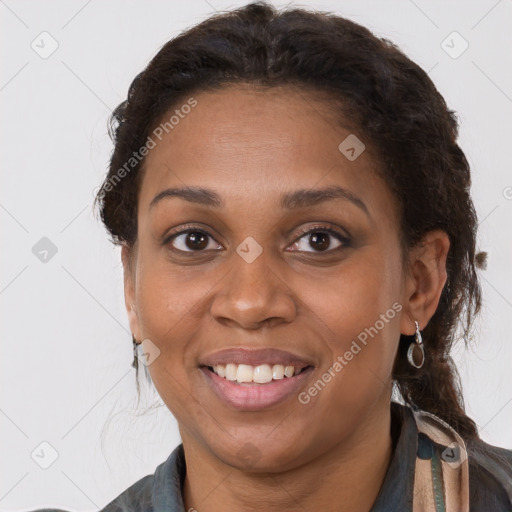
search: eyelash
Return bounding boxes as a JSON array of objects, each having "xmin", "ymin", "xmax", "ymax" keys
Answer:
[{"xmin": 162, "ymin": 223, "xmax": 351, "ymax": 255}]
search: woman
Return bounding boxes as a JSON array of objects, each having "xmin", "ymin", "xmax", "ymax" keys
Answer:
[{"xmin": 89, "ymin": 2, "xmax": 512, "ymax": 510}]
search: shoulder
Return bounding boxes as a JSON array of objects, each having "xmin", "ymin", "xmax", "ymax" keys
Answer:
[
  {"xmin": 101, "ymin": 473, "xmax": 155, "ymax": 512},
  {"xmin": 465, "ymin": 436, "xmax": 512, "ymax": 510},
  {"xmin": 100, "ymin": 444, "xmax": 186, "ymax": 511},
  {"xmin": 398, "ymin": 402, "xmax": 512, "ymax": 511}
]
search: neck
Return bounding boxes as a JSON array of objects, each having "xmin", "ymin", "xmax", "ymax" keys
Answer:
[{"xmin": 182, "ymin": 402, "xmax": 394, "ymax": 512}]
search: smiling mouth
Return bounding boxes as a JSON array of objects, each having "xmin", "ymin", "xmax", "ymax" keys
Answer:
[
  {"xmin": 204, "ymin": 363, "xmax": 312, "ymax": 385},
  {"xmin": 200, "ymin": 363, "xmax": 315, "ymax": 411}
]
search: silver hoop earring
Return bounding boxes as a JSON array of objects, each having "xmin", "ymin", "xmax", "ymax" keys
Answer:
[{"xmin": 407, "ymin": 321, "xmax": 425, "ymax": 369}]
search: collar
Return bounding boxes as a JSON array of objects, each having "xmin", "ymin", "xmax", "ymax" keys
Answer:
[
  {"xmin": 369, "ymin": 401, "xmax": 418, "ymax": 510},
  {"xmin": 151, "ymin": 401, "xmax": 419, "ymax": 511}
]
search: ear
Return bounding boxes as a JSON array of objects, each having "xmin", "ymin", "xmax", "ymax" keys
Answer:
[
  {"xmin": 121, "ymin": 243, "xmax": 142, "ymax": 341},
  {"xmin": 399, "ymin": 229, "xmax": 450, "ymax": 335}
]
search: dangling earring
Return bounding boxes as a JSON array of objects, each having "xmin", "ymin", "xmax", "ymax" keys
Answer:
[
  {"xmin": 407, "ymin": 321, "xmax": 425, "ymax": 368},
  {"xmin": 131, "ymin": 335, "xmax": 140, "ymax": 369}
]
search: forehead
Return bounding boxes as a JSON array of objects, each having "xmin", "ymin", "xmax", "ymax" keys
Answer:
[{"xmin": 138, "ymin": 84, "xmax": 396, "ymax": 222}]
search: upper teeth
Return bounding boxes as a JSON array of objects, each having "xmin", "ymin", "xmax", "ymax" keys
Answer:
[{"xmin": 212, "ymin": 363, "xmax": 304, "ymax": 384}]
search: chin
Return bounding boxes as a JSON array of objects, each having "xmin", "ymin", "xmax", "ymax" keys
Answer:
[{"xmin": 208, "ymin": 437, "xmax": 311, "ymax": 474}]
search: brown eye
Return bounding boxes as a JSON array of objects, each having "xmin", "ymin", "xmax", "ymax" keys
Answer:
[
  {"xmin": 308, "ymin": 232, "xmax": 330, "ymax": 251},
  {"xmin": 184, "ymin": 231, "xmax": 208, "ymax": 250},
  {"xmin": 288, "ymin": 227, "xmax": 350, "ymax": 253},
  {"xmin": 166, "ymin": 229, "xmax": 222, "ymax": 253}
]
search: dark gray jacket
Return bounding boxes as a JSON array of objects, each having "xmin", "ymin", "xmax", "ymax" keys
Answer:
[{"xmin": 32, "ymin": 402, "xmax": 512, "ymax": 511}]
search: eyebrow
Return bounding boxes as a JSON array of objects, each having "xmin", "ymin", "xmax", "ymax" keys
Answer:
[{"xmin": 149, "ymin": 185, "xmax": 369, "ymax": 216}]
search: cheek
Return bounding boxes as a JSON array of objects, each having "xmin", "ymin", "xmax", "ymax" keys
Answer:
[
  {"xmin": 305, "ymin": 249, "xmax": 402, "ymax": 391},
  {"xmin": 135, "ymin": 246, "xmax": 215, "ymax": 338},
  {"xmin": 133, "ymin": 255, "xmax": 216, "ymax": 399},
  {"xmin": 310, "ymin": 247, "xmax": 401, "ymax": 330}
]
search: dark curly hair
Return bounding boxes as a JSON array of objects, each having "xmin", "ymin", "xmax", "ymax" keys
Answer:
[{"xmin": 95, "ymin": 1, "xmax": 487, "ymax": 440}]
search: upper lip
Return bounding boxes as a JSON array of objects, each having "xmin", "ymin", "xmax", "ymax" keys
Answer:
[{"xmin": 200, "ymin": 348, "xmax": 315, "ymax": 369}]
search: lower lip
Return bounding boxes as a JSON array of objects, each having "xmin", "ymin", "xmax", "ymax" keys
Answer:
[{"xmin": 200, "ymin": 366, "xmax": 314, "ymax": 411}]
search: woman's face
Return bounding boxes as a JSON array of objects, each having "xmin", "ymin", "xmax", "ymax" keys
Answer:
[{"xmin": 124, "ymin": 84, "xmax": 414, "ymax": 471}]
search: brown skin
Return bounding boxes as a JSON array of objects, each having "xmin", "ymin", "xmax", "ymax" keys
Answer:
[{"xmin": 121, "ymin": 85, "xmax": 449, "ymax": 512}]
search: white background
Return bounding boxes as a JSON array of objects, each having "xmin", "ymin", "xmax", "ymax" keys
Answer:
[{"xmin": 1, "ymin": 0, "xmax": 511, "ymax": 510}]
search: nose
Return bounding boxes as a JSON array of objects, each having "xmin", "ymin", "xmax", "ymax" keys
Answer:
[{"xmin": 210, "ymin": 249, "xmax": 297, "ymax": 330}]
